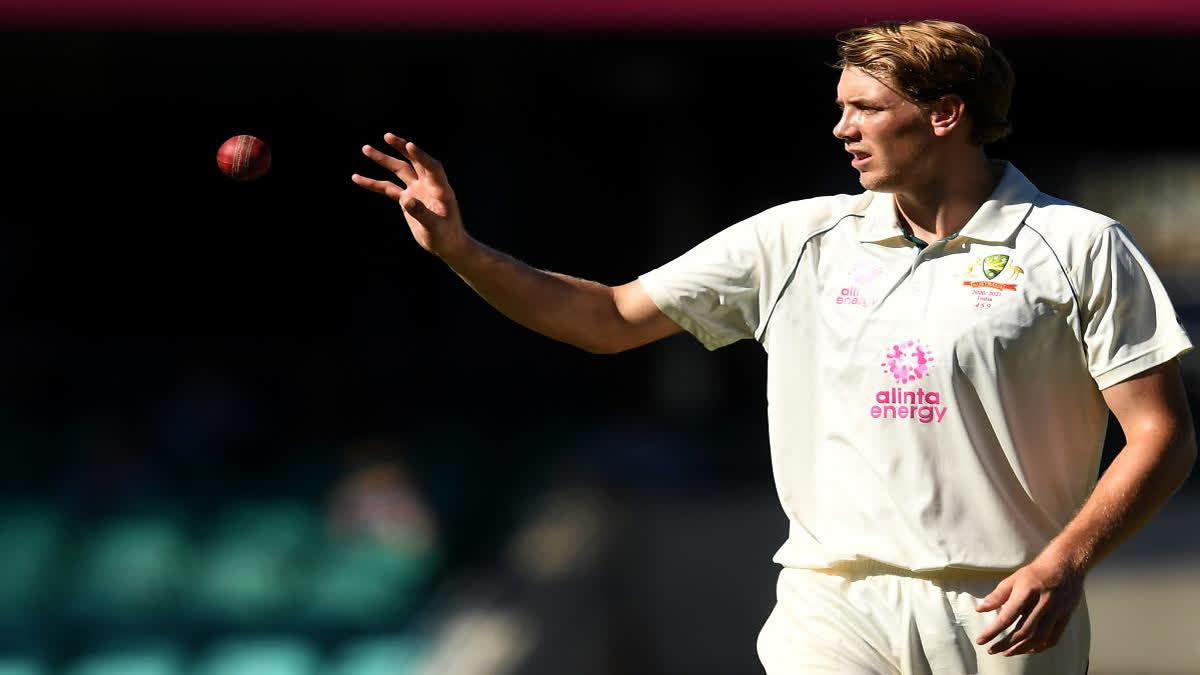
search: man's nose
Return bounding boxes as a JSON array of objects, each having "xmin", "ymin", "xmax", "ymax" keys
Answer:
[{"xmin": 833, "ymin": 111, "xmax": 856, "ymax": 141}]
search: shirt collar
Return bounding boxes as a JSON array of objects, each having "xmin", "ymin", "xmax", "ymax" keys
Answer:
[{"xmin": 854, "ymin": 161, "xmax": 1040, "ymax": 245}]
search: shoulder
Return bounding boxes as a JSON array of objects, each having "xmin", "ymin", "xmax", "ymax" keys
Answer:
[
  {"xmin": 745, "ymin": 192, "xmax": 869, "ymax": 242},
  {"xmin": 1025, "ymin": 192, "xmax": 1119, "ymax": 241},
  {"xmin": 1022, "ymin": 191, "xmax": 1122, "ymax": 268}
]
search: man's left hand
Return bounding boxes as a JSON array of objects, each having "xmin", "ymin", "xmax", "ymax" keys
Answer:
[{"xmin": 974, "ymin": 553, "xmax": 1085, "ymax": 656}]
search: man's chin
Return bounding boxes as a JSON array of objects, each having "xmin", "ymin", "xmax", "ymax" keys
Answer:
[
  {"xmin": 858, "ymin": 171, "xmax": 895, "ymax": 193},
  {"xmin": 858, "ymin": 173, "xmax": 883, "ymax": 191}
]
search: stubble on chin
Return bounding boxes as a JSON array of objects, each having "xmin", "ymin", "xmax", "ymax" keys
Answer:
[
  {"xmin": 858, "ymin": 171, "xmax": 892, "ymax": 192},
  {"xmin": 858, "ymin": 161, "xmax": 906, "ymax": 192}
]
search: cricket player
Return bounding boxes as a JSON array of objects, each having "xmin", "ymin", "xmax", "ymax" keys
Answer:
[{"xmin": 351, "ymin": 20, "xmax": 1196, "ymax": 674}]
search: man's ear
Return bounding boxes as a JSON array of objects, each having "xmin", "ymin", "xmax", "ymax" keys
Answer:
[{"xmin": 930, "ymin": 95, "xmax": 967, "ymax": 138}]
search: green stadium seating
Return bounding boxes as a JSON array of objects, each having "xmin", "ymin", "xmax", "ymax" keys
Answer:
[
  {"xmin": 0, "ymin": 505, "xmax": 62, "ymax": 614},
  {"xmin": 320, "ymin": 635, "xmax": 428, "ymax": 675},
  {"xmin": 188, "ymin": 544, "xmax": 296, "ymax": 622},
  {"xmin": 68, "ymin": 513, "xmax": 189, "ymax": 620},
  {"xmin": 205, "ymin": 502, "xmax": 315, "ymax": 557},
  {"xmin": 191, "ymin": 637, "xmax": 319, "ymax": 675},
  {"xmin": 299, "ymin": 537, "xmax": 438, "ymax": 624},
  {"xmin": 186, "ymin": 502, "xmax": 316, "ymax": 622},
  {"xmin": 62, "ymin": 643, "xmax": 183, "ymax": 675},
  {"xmin": 0, "ymin": 657, "xmax": 46, "ymax": 675}
]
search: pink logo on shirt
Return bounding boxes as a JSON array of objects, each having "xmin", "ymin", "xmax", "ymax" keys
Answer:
[
  {"xmin": 871, "ymin": 339, "xmax": 948, "ymax": 424},
  {"xmin": 850, "ymin": 264, "xmax": 884, "ymax": 286},
  {"xmin": 881, "ymin": 340, "xmax": 933, "ymax": 383},
  {"xmin": 835, "ymin": 263, "xmax": 883, "ymax": 308}
]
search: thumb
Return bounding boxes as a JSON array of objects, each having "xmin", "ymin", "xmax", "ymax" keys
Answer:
[
  {"xmin": 400, "ymin": 194, "xmax": 434, "ymax": 222},
  {"xmin": 977, "ymin": 577, "xmax": 1014, "ymax": 612}
]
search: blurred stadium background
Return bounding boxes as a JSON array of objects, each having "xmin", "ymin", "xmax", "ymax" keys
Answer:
[{"xmin": 3, "ymin": 3, "xmax": 1200, "ymax": 674}]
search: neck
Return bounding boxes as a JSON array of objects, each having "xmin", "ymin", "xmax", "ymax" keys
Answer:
[{"xmin": 893, "ymin": 153, "xmax": 1000, "ymax": 245}]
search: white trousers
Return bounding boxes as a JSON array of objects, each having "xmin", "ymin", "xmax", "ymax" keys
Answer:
[{"xmin": 757, "ymin": 563, "xmax": 1089, "ymax": 675}]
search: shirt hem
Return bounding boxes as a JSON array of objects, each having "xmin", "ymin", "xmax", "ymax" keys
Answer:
[
  {"xmin": 1091, "ymin": 336, "xmax": 1194, "ymax": 390},
  {"xmin": 637, "ymin": 271, "xmax": 736, "ymax": 351}
]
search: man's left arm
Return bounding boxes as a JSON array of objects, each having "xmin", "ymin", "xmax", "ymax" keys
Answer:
[{"xmin": 975, "ymin": 359, "xmax": 1197, "ymax": 657}]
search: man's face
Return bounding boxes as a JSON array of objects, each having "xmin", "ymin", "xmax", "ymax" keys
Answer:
[{"xmin": 833, "ymin": 66, "xmax": 934, "ymax": 193}]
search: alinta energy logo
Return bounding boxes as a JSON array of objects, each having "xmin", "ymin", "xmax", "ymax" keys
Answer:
[
  {"xmin": 871, "ymin": 339, "xmax": 948, "ymax": 424},
  {"xmin": 835, "ymin": 263, "xmax": 884, "ymax": 308}
]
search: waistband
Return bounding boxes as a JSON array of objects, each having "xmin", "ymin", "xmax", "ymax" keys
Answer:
[{"xmin": 801, "ymin": 558, "xmax": 1014, "ymax": 581}]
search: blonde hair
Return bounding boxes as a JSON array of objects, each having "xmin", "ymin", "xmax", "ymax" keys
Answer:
[{"xmin": 836, "ymin": 20, "xmax": 1015, "ymax": 145}]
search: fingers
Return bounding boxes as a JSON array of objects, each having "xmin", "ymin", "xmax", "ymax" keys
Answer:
[
  {"xmin": 383, "ymin": 133, "xmax": 426, "ymax": 178},
  {"xmin": 1001, "ymin": 600, "xmax": 1072, "ymax": 657},
  {"xmin": 975, "ymin": 595, "xmax": 1002, "ymax": 612},
  {"xmin": 997, "ymin": 615, "xmax": 1050, "ymax": 656},
  {"xmin": 395, "ymin": 136, "xmax": 446, "ymax": 182},
  {"xmin": 1019, "ymin": 617, "xmax": 1064, "ymax": 656},
  {"xmin": 989, "ymin": 594, "xmax": 1049, "ymax": 655},
  {"xmin": 362, "ymin": 143, "xmax": 418, "ymax": 184},
  {"xmin": 978, "ymin": 594, "xmax": 1072, "ymax": 657},
  {"xmin": 975, "ymin": 576, "xmax": 1013, "ymax": 623},
  {"xmin": 383, "ymin": 132, "xmax": 410, "ymax": 158},
  {"xmin": 1038, "ymin": 613, "xmax": 1072, "ymax": 652},
  {"xmin": 973, "ymin": 560, "xmax": 1083, "ymax": 658},
  {"xmin": 977, "ymin": 600, "xmax": 1024, "ymax": 648},
  {"xmin": 354, "ymin": 134, "xmax": 454, "ymax": 225},
  {"xmin": 986, "ymin": 611, "xmax": 1031, "ymax": 655},
  {"xmin": 400, "ymin": 194, "xmax": 430, "ymax": 219},
  {"xmin": 351, "ymin": 174, "xmax": 441, "ymax": 229},
  {"xmin": 350, "ymin": 174, "xmax": 404, "ymax": 201}
]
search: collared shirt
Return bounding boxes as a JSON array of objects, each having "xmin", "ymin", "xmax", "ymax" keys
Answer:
[{"xmin": 638, "ymin": 162, "xmax": 1193, "ymax": 572}]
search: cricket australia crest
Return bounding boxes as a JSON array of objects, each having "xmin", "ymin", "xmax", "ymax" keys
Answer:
[
  {"xmin": 961, "ymin": 253, "xmax": 1024, "ymax": 310},
  {"xmin": 963, "ymin": 254, "xmax": 1024, "ymax": 290},
  {"xmin": 982, "ymin": 254, "xmax": 1010, "ymax": 280}
]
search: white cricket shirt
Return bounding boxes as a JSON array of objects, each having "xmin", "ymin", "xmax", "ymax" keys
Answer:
[{"xmin": 638, "ymin": 162, "xmax": 1193, "ymax": 572}]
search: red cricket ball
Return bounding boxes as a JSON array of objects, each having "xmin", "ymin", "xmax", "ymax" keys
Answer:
[{"xmin": 216, "ymin": 134, "xmax": 271, "ymax": 181}]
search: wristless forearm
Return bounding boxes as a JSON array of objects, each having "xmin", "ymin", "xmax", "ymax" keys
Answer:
[{"xmin": 439, "ymin": 237, "xmax": 622, "ymax": 353}]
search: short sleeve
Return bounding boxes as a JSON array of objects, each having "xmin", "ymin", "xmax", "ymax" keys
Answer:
[
  {"xmin": 638, "ymin": 210, "xmax": 776, "ymax": 351},
  {"xmin": 1079, "ymin": 224, "xmax": 1193, "ymax": 390}
]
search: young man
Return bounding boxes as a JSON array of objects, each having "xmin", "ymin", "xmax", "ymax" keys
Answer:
[{"xmin": 351, "ymin": 20, "xmax": 1195, "ymax": 675}]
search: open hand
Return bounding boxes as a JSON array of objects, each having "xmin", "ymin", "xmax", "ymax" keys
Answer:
[
  {"xmin": 975, "ymin": 554, "xmax": 1085, "ymax": 657},
  {"xmin": 351, "ymin": 133, "xmax": 468, "ymax": 258}
]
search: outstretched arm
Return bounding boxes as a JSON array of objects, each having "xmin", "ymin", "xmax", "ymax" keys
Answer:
[
  {"xmin": 975, "ymin": 359, "xmax": 1197, "ymax": 656},
  {"xmin": 351, "ymin": 133, "xmax": 681, "ymax": 354}
]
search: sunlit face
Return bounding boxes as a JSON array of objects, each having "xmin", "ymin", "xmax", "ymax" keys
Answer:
[{"xmin": 833, "ymin": 67, "xmax": 935, "ymax": 193}]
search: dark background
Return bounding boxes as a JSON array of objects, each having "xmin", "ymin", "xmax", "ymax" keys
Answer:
[
  {"xmin": 5, "ymin": 30, "xmax": 1198, "ymax": 487},
  {"xmin": 3, "ymin": 27, "xmax": 1199, "ymax": 675}
]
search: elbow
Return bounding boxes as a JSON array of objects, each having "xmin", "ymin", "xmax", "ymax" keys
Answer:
[
  {"xmin": 578, "ymin": 337, "xmax": 628, "ymax": 355},
  {"xmin": 1160, "ymin": 421, "xmax": 1198, "ymax": 486},
  {"xmin": 1173, "ymin": 408, "xmax": 1198, "ymax": 470},
  {"xmin": 1181, "ymin": 427, "xmax": 1198, "ymax": 478},
  {"xmin": 575, "ymin": 325, "xmax": 636, "ymax": 355},
  {"xmin": 575, "ymin": 313, "xmax": 639, "ymax": 355}
]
